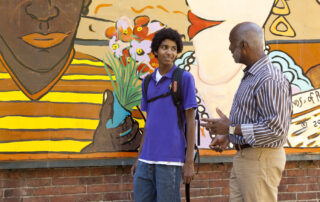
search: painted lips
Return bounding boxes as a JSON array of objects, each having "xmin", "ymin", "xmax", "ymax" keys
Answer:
[{"xmin": 22, "ymin": 33, "xmax": 68, "ymax": 48}]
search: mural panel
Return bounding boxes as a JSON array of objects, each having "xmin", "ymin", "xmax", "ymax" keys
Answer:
[{"xmin": 0, "ymin": 0, "xmax": 319, "ymax": 162}]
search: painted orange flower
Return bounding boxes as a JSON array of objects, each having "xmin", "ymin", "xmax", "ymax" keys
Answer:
[
  {"xmin": 149, "ymin": 53, "xmax": 159, "ymax": 69},
  {"xmin": 105, "ymin": 18, "xmax": 133, "ymax": 42},
  {"xmin": 133, "ymin": 16, "xmax": 150, "ymax": 41}
]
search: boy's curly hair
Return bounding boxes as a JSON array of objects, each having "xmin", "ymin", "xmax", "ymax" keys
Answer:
[{"xmin": 151, "ymin": 28, "xmax": 183, "ymax": 56}]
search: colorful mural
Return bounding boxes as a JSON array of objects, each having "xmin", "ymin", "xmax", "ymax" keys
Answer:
[{"xmin": 0, "ymin": 0, "xmax": 319, "ymax": 162}]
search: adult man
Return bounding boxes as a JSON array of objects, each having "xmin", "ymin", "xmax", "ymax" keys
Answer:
[
  {"xmin": 201, "ymin": 22, "xmax": 292, "ymax": 202},
  {"xmin": 131, "ymin": 28, "xmax": 197, "ymax": 202}
]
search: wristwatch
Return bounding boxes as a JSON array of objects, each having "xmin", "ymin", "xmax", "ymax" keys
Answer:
[{"xmin": 229, "ymin": 124, "xmax": 236, "ymax": 135}]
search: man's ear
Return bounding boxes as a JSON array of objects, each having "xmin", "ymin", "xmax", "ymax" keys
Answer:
[
  {"xmin": 241, "ymin": 41, "xmax": 248, "ymax": 49},
  {"xmin": 240, "ymin": 41, "xmax": 244, "ymax": 48},
  {"xmin": 82, "ymin": 0, "xmax": 92, "ymax": 15}
]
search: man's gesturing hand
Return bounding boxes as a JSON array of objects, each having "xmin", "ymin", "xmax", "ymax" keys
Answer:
[{"xmin": 200, "ymin": 108, "xmax": 231, "ymax": 135}]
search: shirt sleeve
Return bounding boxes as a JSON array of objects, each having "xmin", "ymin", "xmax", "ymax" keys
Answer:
[
  {"xmin": 181, "ymin": 71, "xmax": 198, "ymax": 110},
  {"xmin": 140, "ymin": 79, "xmax": 147, "ymax": 112},
  {"xmin": 241, "ymin": 79, "xmax": 292, "ymax": 147}
]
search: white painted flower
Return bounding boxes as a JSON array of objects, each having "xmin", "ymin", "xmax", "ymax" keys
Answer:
[
  {"xmin": 109, "ymin": 36, "xmax": 127, "ymax": 57},
  {"xmin": 129, "ymin": 40, "xmax": 152, "ymax": 63},
  {"xmin": 148, "ymin": 21, "xmax": 166, "ymax": 34}
]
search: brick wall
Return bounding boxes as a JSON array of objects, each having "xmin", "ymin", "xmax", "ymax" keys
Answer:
[{"xmin": 0, "ymin": 160, "xmax": 319, "ymax": 202}]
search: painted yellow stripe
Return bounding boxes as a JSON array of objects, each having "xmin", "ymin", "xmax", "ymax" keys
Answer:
[
  {"xmin": 41, "ymin": 92, "xmax": 103, "ymax": 104},
  {"xmin": 61, "ymin": 75, "xmax": 115, "ymax": 81},
  {"xmin": 133, "ymin": 118, "xmax": 145, "ymax": 128},
  {"xmin": 0, "ymin": 140, "xmax": 91, "ymax": 152},
  {"xmin": 0, "ymin": 72, "xmax": 11, "ymax": 79},
  {"xmin": 0, "ymin": 91, "xmax": 103, "ymax": 104},
  {"xmin": 71, "ymin": 59, "xmax": 105, "ymax": 67},
  {"xmin": 0, "ymin": 116, "xmax": 99, "ymax": 130},
  {"xmin": 0, "ymin": 91, "xmax": 28, "ymax": 101}
]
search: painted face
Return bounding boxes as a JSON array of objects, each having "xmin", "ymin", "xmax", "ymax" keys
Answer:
[
  {"xmin": 154, "ymin": 39, "xmax": 178, "ymax": 67},
  {"xmin": 0, "ymin": 0, "xmax": 89, "ymax": 72}
]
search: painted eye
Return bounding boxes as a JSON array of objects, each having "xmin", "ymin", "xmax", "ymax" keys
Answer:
[
  {"xmin": 137, "ymin": 27, "xmax": 142, "ymax": 32},
  {"xmin": 123, "ymin": 29, "xmax": 128, "ymax": 34},
  {"xmin": 112, "ymin": 44, "xmax": 119, "ymax": 50},
  {"xmin": 136, "ymin": 48, "xmax": 145, "ymax": 56}
]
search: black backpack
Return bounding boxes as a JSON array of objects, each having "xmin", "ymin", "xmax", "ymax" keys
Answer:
[{"xmin": 143, "ymin": 67, "xmax": 200, "ymax": 202}]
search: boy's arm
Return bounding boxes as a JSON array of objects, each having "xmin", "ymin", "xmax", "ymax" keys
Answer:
[
  {"xmin": 131, "ymin": 116, "xmax": 146, "ymax": 176},
  {"xmin": 183, "ymin": 108, "xmax": 196, "ymax": 184}
]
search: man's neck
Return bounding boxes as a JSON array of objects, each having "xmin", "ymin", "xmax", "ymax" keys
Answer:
[{"xmin": 245, "ymin": 52, "xmax": 266, "ymax": 70}]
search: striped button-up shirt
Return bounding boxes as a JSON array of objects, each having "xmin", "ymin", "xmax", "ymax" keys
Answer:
[{"xmin": 229, "ymin": 55, "xmax": 292, "ymax": 148}]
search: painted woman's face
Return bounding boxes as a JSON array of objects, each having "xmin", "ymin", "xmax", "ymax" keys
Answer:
[{"xmin": 0, "ymin": 0, "xmax": 90, "ymax": 72}]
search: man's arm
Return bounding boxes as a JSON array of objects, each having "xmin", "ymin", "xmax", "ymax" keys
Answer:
[
  {"xmin": 183, "ymin": 108, "xmax": 196, "ymax": 184},
  {"xmin": 240, "ymin": 79, "xmax": 292, "ymax": 147},
  {"xmin": 201, "ymin": 80, "xmax": 291, "ymax": 147}
]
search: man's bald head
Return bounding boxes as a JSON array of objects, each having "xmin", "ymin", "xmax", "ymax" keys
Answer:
[
  {"xmin": 231, "ymin": 22, "xmax": 264, "ymax": 52},
  {"xmin": 229, "ymin": 22, "xmax": 266, "ymax": 66}
]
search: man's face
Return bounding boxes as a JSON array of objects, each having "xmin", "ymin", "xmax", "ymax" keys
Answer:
[
  {"xmin": 0, "ymin": 0, "xmax": 89, "ymax": 72},
  {"xmin": 154, "ymin": 39, "xmax": 178, "ymax": 67},
  {"xmin": 232, "ymin": 46, "xmax": 242, "ymax": 64},
  {"xmin": 229, "ymin": 33, "xmax": 243, "ymax": 64}
]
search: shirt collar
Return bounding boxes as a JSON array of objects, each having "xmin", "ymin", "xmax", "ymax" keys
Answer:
[
  {"xmin": 152, "ymin": 65, "xmax": 177, "ymax": 80},
  {"xmin": 243, "ymin": 55, "xmax": 269, "ymax": 75}
]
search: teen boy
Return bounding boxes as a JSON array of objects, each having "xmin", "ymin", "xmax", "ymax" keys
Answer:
[{"xmin": 131, "ymin": 28, "xmax": 198, "ymax": 202}]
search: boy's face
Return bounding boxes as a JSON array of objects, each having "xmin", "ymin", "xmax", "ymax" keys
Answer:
[
  {"xmin": 154, "ymin": 39, "xmax": 178, "ymax": 67},
  {"xmin": 0, "ymin": 0, "xmax": 89, "ymax": 72}
]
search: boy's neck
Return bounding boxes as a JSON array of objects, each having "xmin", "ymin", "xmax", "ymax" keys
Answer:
[{"xmin": 158, "ymin": 64, "xmax": 174, "ymax": 76}]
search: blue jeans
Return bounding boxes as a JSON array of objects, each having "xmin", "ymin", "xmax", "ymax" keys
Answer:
[{"xmin": 133, "ymin": 161, "xmax": 182, "ymax": 202}]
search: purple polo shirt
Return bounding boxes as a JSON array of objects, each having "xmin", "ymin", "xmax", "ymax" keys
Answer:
[{"xmin": 139, "ymin": 66, "xmax": 197, "ymax": 163}]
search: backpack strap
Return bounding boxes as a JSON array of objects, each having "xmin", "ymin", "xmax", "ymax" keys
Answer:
[
  {"xmin": 144, "ymin": 72, "xmax": 172, "ymax": 103},
  {"xmin": 171, "ymin": 67, "xmax": 185, "ymax": 130},
  {"xmin": 143, "ymin": 67, "xmax": 185, "ymax": 130},
  {"xmin": 147, "ymin": 92, "xmax": 171, "ymax": 103},
  {"xmin": 143, "ymin": 74, "xmax": 153, "ymax": 102},
  {"xmin": 195, "ymin": 108, "xmax": 200, "ymax": 146}
]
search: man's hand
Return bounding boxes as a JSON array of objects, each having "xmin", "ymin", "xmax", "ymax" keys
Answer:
[
  {"xmin": 131, "ymin": 159, "xmax": 138, "ymax": 176},
  {"xmin": 182, "ymin": 161, "xmax": 194, "ymax": 184},
  {"xmin": 200, "ymin": 108, "xmax": 231, "ymax": 135},
  {"xmin": 209, "ymin": 135, "xmax": 230, "ymax": 153}
]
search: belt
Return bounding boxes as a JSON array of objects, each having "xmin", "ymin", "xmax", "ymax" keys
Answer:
[{"xmin": 234, "ymin": 144, "xmax": 251, "ymax": 151}]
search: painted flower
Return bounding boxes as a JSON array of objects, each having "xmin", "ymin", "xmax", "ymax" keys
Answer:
[
  {"xmin": 149, "ymin": 52, "xmax": 159, "ymax": 69},
  {"xmin": 105, "ymin": 25, "xmax": 117, "ymax": 39},
  {"xmin": 109, "ymin": 36, "xmax": 127, "ymax": 57},
  {"xmin": 116, "ymin": 18, "xmax": 133, "ymax": 42},
  {"xmin": 120, "ymin": 49, "xmax": 131, "ymax": 66},
  {"xmin": 133, "ymin": 16, "xmax": 150, "ymax": 41},
  {"xmin": 129, "ymin": 40, "xmax": 152, "ymax": 63},
  {"xmin": 133, "ymin": 16, "xmax": 165, "ymax": 41},
  {"xmin": 105, "ymin": 17, "xmax": 134, "ymax": 42},
  {"xmin": 148, "ymin": 21, "xmax": 165, "ymax": 35}
]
